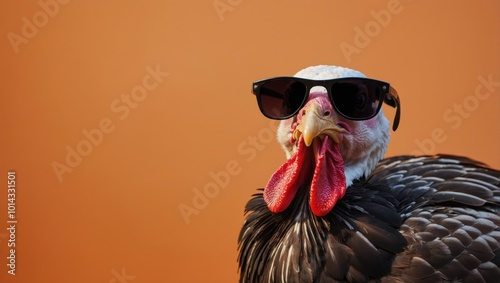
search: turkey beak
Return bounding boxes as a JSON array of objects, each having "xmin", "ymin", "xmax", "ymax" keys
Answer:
[{"xmin": 293, "ymin": 103, "xmax": 347, "ymax": 147}]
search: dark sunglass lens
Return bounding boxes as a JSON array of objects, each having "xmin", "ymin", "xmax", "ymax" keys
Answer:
[
  {"xmin": 330, "ymin": 80, "xmax": 381, "ymax": 119},
  {"xmin": 259, "ymin": 79, "xmax": 306, "ymax": 118}
]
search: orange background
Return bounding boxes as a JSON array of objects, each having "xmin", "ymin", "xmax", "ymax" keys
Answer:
[{"xmin": 1, "ymin": 1, "xmax": 499, "ymax": 282}]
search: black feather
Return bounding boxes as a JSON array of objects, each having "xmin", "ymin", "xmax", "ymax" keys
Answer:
[{"xmin": 238, "ymin": 155, "xmax": 500, "ymax": 282}]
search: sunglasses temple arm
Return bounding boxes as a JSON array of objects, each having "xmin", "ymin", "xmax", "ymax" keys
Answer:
[{"xmin": 387, "ymin": 86, "xmax": 401, "ymax": 131}]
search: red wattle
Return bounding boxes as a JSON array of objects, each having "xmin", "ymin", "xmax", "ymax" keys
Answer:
[
  {"xmin": 310, "ymin": 137, "xmax": 346, "ymax": 216},
  {"xmin": 263, "ymin": 136, "xmax": 346, "ymax": 216},
  {"xmin": 263, "ymin": 140, "xmax": 311, "ymax": 213}
]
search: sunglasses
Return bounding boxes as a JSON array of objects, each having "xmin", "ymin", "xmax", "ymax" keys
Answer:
[{"xmin": 252, "ymin": 77, "xmax": 401, "ymax": 131}]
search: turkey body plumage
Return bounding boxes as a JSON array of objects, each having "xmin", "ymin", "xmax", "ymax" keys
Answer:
[{"xmin": 238, "ymin": 155, "xmax": 500, "ymax": 283}]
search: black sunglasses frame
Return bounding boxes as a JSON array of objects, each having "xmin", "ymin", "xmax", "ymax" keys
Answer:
[{"xmin": 252, "ymin": 76, "xmax": 401, "ymax": 131}]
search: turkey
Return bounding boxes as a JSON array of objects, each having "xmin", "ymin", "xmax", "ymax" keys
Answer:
[{"xmin": 238, "ymin": 65, "xmax": 500, "ymax": 283}]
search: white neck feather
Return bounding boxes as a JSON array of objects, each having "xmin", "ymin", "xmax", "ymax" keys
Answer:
[{"xmin": 343, "ymin": 112, "xmax": 391, "ymax": 186}]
